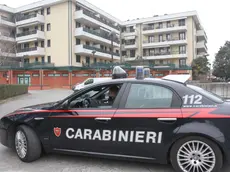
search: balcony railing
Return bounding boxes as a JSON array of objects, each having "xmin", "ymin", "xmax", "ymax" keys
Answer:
[
  {"xmin": 0, "ymin": 32, "xmax": 15, "ymax": 38},
  {"xmin": 143, "ymin": 37, "xmax": 186, "ymax": 44},
  {"xmin": 0, "ymin": 16, "xmax": 15, "ymax": 23},
  {"xmin": 144, "ymin": 51, "xmax": 186, "ymax": 57},
  {"xmin": 16, "ymin": 13, "xmax": 38, "ymax": 22},
  {"xmin": 124, "ymin": 42, "xmax": 136, "ymax": 45},
  {"xmin": 83, "ymin": 45, "xmax": 120, "ymax": 56},
  {"xmin": 143, "ymin": 23, "xmax": 186, "ymax": 31},
  {"xmin": 81, "ymin": 10, "xmax": 120, "ymax": 30},
  {"xmin": 16, "ymin": 30, "xmax": 37, "ymax": 37},
  {"xmin": 23, "ymin": 62, "xmax": 55, "ymax": 68},
  {"xmin": 17, "ymin": 47, "xmax": 37, "ymax": 53},
  {"xmin": 83, "ymin": 28, "xmax": 119, "ymax": 44}
]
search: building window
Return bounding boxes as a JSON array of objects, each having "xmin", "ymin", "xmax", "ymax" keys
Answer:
[
  {"xmin": 35, "ymin": 57, "xmax": 38, "ymax": 62},
  {"xmin": 35, "ymin": 26, "xmax": 38, "ymax": 30},
  {"xmin": 47, "ymin": 56, "xmax": 51, "ymax": 63},
  {"xmin": 179, "ymin": 32, "xmax": 185, "ymax": 40},
  {"xmin": 158, "ymin": 22, "xmax": 163, "ymax": 29},
  {"xmin": 159, "ymin": 35, "xmax": 163, "ymax": 42},
  {"xmin": 179, "ymin": 59, "xmax": 186, "ymax": 66},
  {"xmin": 86, "ymin": 56, "xmax": 90, "ymax": 64},
  {"xmin": 41, "ymin": 25, "xmax": 44, "ymax": 31},
  {"xmin": 86, "ymin": 41, "xmax": 90, "ymax": 45},
  {"xmin": 41, "ymin": 56, "xmax": 45, "ymax": 63},
  {"xmin": 76, "ymin": 22, "xmax": 81, "ymax": 28},
  {"xmin": 167, "ymin": 21, "xmax": 171, "ymax": 28},
  {"xmin": 148, "ymin": 36, "xmax": 154, "ymax": 43},
  {"xmin": 76, "ymin": 55, "xmax": 81, "ymax": 63},
  {"xmin": 130, "ymin": 50, "xmax": 135, "ymax": 57},
  {"xmin": 41, "ymin": 41, "xmax": 44, "ymax": 47},
  {"xmin": 47, "ymin": 40, "xmax": 51, "ymax": 47},
  {"xmin": 166, "ymin": 34, "xmax": 171, "ymax": 41},
  {"xmin": 94, "ymin": 58, "xmax": 97, "ymax": 63},
  {"xmin": 47, "ymin": 23, "xmax": 51, "ymax": 31},
  {"xmin": 35, "ymin": 41, "xmax": 38, "ymax": 47},
  {"xmin": 122, "ymin": 51, "xmax": 126, "ymax": 56},
  {"xmin": 47, "ymin": 7, "xmax": 50, "ymax": 15},
  {"xmin": 76, "ymin": 38, "xmax": 81, "ymax": 45},
  {"xmin": 179, "ymin": 19, "xmax": 185, "ymax": 26},
  {"xmin": 76, "ymin": 5, "xmax": 81, "ymax": 11},
  {"xmin": 179, "ymin": 45, "xmax": 186, "ymax": 54},
  {"xmin": 41, "ymin": 9, "xmax": 44, "ymax": 15}
]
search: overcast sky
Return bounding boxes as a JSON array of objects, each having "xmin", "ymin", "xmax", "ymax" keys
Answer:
[{"xmin": 2, "ymin": 0, "xmax": 230, "ymax": 64}]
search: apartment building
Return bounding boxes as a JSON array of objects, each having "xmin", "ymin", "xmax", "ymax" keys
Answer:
[
  {"xmin": 120, "ymin": 12, "xmax": 208, "ymax": 71},
  {"xmin": 0, "ymin": 0, "xmax": 207, "ymax": 75}
]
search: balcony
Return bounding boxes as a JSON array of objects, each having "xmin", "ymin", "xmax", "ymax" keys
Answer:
[
  {"xmin": 196, "ymin": 40, "xmax": 208, "ymax": 53},
  {"xmin": 121, "ymin": 30, "xmax": 137, "ymax": 37},
  {"xmin": 143, "ymin": 38, "xmax": 187, "ymax": 48},
  {"xmin": 0, "ymin": 32, "xmax": 15, "ymax": 42},
  {"xmin": 22, "ymin": 62, "xmax": 55, "ymax": 69},
  {"xmin": 16, "ymin": 13, "xmax": 45, "ymax": 27},
  {"xmin": 0, "ymin": 62, "xmax": 54, "ymax": 69},
  {"xmin": 75, "ymin": 44, "xmax": 120, "ymax": 60},
  {"xmin": 143, "ymin": 51, "xmax": 187, "ymax": 60},
  {"xmin": 0, "ymin": 16, "xmax": 15, "ymax": 27},
  {"xmin": 143, "ymin": 24, "xmax": 187, "ymax": 35},
  {"xmin": 122, "ymin": 42, "xmax": 138, "ymax": 49},
  {"xmin": 196, "ymin": 30, "xmax": 208, "ymax": 41},
  {"xmin": 0, "ymin": 50, "xmax": 16, "ymax": 57},
  {"xmin": 16, "ymin": 30, "xmax": 45, "ymax": 43},
  {"xmin": 75, "ymin": 10, "xmax": 120, "ymax": 34},
  {"xmin": 16, "ymin": 47, "xmax": 45, "ymax": 57},
  {"xmin": 75, "ymin": 27, "xmax": 119, "ymax": 47},
  {"xmin": 151, "ymin": 64, "xmax": 192, "ymax": 70}
]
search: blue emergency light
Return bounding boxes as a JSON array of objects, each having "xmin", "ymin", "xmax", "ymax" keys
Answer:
[
  {"xmin": 112, "ymin": 66, "xmax": 128, "ymax": 79},
  {"xmin": 135, "ymin": 66, "xmax": 144, "ymax": 80},
  {"xmin": 144, "ymin": 68, "xmax": 150, "ymax": 78}
]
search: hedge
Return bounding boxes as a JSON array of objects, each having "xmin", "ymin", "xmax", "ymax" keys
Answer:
[{"xmin": 0, "ymin": 84, "xmax": 29, "ymax": 100}]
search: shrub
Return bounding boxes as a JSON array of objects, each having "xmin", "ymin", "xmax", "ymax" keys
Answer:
[{"xmin": 0, "ymin": 84, "xmax": 28, "ymax": 100}]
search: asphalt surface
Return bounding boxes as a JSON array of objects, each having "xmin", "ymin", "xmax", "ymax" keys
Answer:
[{"xmin": 0, "ymin": 89, "xmax": 229, "ymax": 172}]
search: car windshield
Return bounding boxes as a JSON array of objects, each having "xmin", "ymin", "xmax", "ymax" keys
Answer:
[{"xmin": 187, "ymin": 84, "xmax": 224, "ymax": 104}]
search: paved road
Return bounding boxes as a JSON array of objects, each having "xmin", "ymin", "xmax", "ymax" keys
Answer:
[{"xmin": 0, "ymin": 89, "xmax": 229, "ymax": 172}]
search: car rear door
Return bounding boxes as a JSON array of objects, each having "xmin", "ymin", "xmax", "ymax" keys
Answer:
[
  {"xmin": 49, "ymin": 82, "xmax": 127, "ymax": 154},
  {"xmin": 112, "ymin": 82, "xmax": 183, "ymax": 161}
]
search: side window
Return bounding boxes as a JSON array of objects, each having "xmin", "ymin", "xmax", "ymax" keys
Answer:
[
  {"xmin": 68, "ymin": 84, "xmax": 122, "ymax": 109},
  {"xmin": 125, "ymin": 84, "xmax": 173, "ymax": 108},
  {"xmin": 84, "ymin": 79, "xmax": 93, "ymax": 85}
]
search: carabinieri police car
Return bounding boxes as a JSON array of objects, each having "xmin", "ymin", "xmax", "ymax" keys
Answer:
[{"xmin": 0, "ymin": 66, "xmax": 229, "ymax": 172}]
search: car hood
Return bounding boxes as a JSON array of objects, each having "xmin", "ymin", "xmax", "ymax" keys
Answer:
[{"xmin": 14, "ymin": 101, "xmax": 57, "ymax": 112}]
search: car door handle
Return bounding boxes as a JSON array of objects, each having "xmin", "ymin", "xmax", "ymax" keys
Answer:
[
  {"xmin": 95, "ymin": 118, "xmax": 111, "ymax": 123},
  {"xmin": 157, "ymin": 118, "xmax": 177, "ymax": 124}
]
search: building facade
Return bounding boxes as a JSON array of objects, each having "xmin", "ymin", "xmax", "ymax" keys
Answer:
[{"xmin": 0, "ymin": 0, "xmax": 208, "ymax": 88}]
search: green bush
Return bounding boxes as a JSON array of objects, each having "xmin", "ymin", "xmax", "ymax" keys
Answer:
[{"xmin": 0, "ymin": 84, "xmax": 29, "ymax": 100}]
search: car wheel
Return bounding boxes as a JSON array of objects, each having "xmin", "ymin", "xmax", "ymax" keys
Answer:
[
  {"xmin": 170, "ymin": 136, "xmax": 223, "ymax": 172},
  {"xmin": 15, "ymin": 125, "xmax": 42, "ymax": 162}
]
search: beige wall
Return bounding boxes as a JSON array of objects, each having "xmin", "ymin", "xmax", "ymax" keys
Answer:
[{"xmin": 44, "ymin": 1, "xmax": 69, "ymax": 66}]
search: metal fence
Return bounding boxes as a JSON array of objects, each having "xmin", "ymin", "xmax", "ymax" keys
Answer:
[{"xmin": 190, "ymin": 82, "xmax": 230, "ymax": 99}]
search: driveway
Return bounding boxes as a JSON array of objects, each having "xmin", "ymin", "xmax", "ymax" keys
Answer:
[{"xmin": 0, "ymin": 89, "xmax": 229, "ymax": 172}]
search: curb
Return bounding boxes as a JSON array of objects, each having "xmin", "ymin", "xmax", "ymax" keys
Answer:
[{"xmin": 0, "ymin": 93, "xmax": 31, "ymax": 105}]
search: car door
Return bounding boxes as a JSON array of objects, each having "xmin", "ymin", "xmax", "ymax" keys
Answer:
[
  {"xmin": 49, "ymin": 82, "xmax": 127, "ymax": 154},
  {"xmin": 112, "ymin": 82, "xmax": 183, "ymax": 160}
]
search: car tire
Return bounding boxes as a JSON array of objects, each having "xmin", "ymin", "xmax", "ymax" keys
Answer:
[
  {"xmin": 170, "ymin": 136, "xmax": 223, "ymax": 172},
  {"xmin": 14, "ymin": 125, "xmax": 42, "ymax": 162}
]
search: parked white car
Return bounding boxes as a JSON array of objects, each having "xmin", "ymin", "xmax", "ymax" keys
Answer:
[{"xmin": 72, "ymin": 77, "xmax": 111, "ymax": 92}]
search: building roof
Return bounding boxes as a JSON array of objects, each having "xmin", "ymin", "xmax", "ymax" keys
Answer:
[{"xmin": 0, "ymin": 0, "xmax": 204, "ymax": 30}]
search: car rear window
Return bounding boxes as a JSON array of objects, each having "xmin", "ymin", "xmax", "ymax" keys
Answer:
[{"xmin": 187, "ymin": 84, "xmax": 224, "ymax": 104}]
